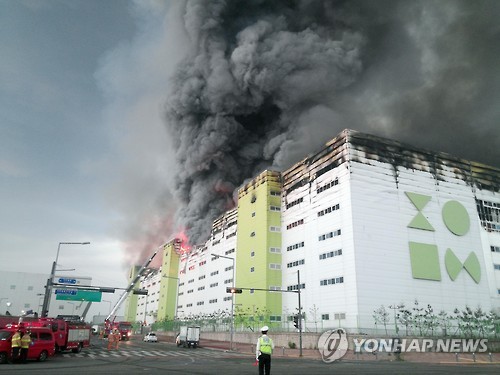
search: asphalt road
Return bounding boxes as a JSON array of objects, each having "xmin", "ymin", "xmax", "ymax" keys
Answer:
[{"xmin": 2, "ymin": 335, "xmax": 499, "ymax": 374}]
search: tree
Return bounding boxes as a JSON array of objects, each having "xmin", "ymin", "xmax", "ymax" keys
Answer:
[
  {"xmin": 412, "ymin": 300, "xmax": 424, "ymax": 336},
  {"xmin": 423, "ymin": 304, "xmax": 438, "ymax": 336},
  {"xmin": 373, "ymin": 305, "xmax": 390, "ymax": 335},
  {"xmin": 309, "ymin": 304, "xmax": 320, "ymax": 332},
  {"xmin": 396, "ymin": 305, "xmax": 413, "ymax": 336}
]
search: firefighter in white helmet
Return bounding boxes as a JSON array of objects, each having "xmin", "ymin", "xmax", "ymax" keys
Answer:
[{"xmin": 255, "ymin": 326, "xmax": 274, "ymax": 375}]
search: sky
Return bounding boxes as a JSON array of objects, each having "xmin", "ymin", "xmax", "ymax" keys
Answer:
[{"xmin": 1, "ymin": 0, "xmax": 499, "ymax": 319}]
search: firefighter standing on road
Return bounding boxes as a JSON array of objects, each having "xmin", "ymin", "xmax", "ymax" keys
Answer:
[
  {"xmin": 107, "ymin": 329, "xmax": 116, "ymax": 350},
  {"xmin": 256, "ymin": 326, "xmax": 274, "ymax": 375},
  {"xmin": 113, "ymin": 329, "xmax": 120, "ymax": 349},
  {"xmin": 10, "ymin": 329, "xmax": 21, "ymax": 363},
  {"xmin": 20, "ymin": 330, "xmax": 31, "ymax": 363}
]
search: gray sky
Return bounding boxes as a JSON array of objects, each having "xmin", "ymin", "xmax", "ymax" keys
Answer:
[
  {"xmin": 1, "ymin": 0, "xmax": 499, "ymax": 319},
  {"xmin": 0, "ymin": 0, "xmax": 178, "ymax": 318}
]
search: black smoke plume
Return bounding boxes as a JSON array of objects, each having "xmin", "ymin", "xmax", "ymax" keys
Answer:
[{"xmin": 163, "ymin": 0, "xmax": 500, "ymax": 244}]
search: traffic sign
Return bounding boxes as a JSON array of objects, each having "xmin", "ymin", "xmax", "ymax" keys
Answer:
[
  {"xmin": 56, "ymin": 290, "xmax": 102, "ymax": 302},
  {"xmin": 55, "ymin": 289, "xmax": 77, "ymax": 296},
  {"xmin": 58, "ymin": 278, "xmax": 77, "ymax": 284}
]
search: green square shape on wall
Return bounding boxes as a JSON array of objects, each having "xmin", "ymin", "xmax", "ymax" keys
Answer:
[{"xmin": 409, "ymin": 242, "xmax": 441, "ymax": 281}]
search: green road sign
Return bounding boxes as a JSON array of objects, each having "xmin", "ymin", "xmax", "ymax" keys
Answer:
[{"xmin": 56, "ymin": 289, "xmax": 102, "ymax": 302}]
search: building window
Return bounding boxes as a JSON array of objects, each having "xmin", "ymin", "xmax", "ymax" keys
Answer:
[
  {"xmin": 209, "ymin": 299, "xmax": 218, "ymax": 304},
  {"xmin": 188, "ymin": 279, "xmax": 194, "ymax": 284},
  {"xmin": 318, "ymin": 229, "xmax": 341, "ymax": 241},
  {"xmin": 210, "ymin": 271, "xmax": 219, "ymax": 276},
  {"xmin": 199, "ymin": 261, "xmax": 206, "ymax": 266},
  {"xmin": 320, "ymin": 276, "xmax": 344, "ymax": 286},
  {"xmin": 270, "ymin": 226, "xmax": 281, "ymax": 232},
  {"xmin": 317, "ymin": 178, "xmax": 339, "ymax": 194},
  {"xmin": 318, "ymin": 203, "xmax": 340, "ymax": 217},
  {"xmin": 287, "ymin": 242, "xmax": 305, "ymax": 251},
  {"xmin": 491, "ymin": 246, "xmax": 500, "ymax": 253},
  {"xmin": 334, "ymin": 313, "xmax": 346, "ymax": 320},
  {"xmin": 269, "ymin": 263, "xmax": 281, "ymax": 270},
  {"xmin": 286, "ymin": 219, "xmax": 304, "ymax": 230},
  {"xmin": 319, "ymin": 249, "xmax": 343, "ymax": 260},
  {"xmin": 210, "ymin": 283, "xmax": 219, "ymax": 288},
  {"xmin": 252, "ymin": 212, "xmax": 256, "ymax": 217},
  {"xmin": 269, "ymin": 315, "xmax": 282, "ymax": 322},
  {"xmin": 287, "ymin": 259, "xmax": 305, "ymax": 268},
  {"xmin": 10, "ymin": 285, "xmax": 15, "ymax": 290},
  {"xmin": 270, "ymin": 205, "xmax": 280, "ymax": 211},
  {"xmin": 198, "ymin": 275, "xmax": 206, "ymax": 280},
  {"xmin": 270, "ymin": 247, "xmax": 281, "ymax": 254},
  {"xmin": 286, "ymin": 197, "xmax": 303, "ymax": 209},
  {"xmin": 287, "ymin": 283, "xmax": 305, "ymax": 291},
  {"xmin": 250, "ymin": 232, "xmax": 255, "ymax": 237},
  {"xmin": 270, "ymin": 191, "xmax": 280, "ymax": 196},
  {"xmin": 476, "ymin": 199, "xmax": 500, "ymax": 233},
  {"xmin": 322, "ymin": 314, "xmax": 330, "ymax": 320},
  {"xmin": 251, "ymin": 251, "xmax": 255, "ymax": 257},
  {"xmin": 225, "ymin": 248, "xmax": 235, "ymax": 255},
  {"xmin": 198, "ymin": 286, "xmax": 205, "ymax": 291},
  {"xmin": 250, "ymin": 267, "xmax": 255, "ymax": 273},
  {"xmin": 494, "ymin": 264, "xmax": 500, "ymax": 270},
  {"xmin": 27, "ymin": 286, "xmax": 34, "ymax": 291}
]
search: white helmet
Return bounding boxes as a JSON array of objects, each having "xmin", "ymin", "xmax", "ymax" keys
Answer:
[{"xmin": 261, "ymin": 326, "xmax": 269, "ymax": 332}]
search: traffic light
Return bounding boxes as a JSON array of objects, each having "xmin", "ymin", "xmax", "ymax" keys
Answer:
[
  {"xmin": 293, "ymin": 314, "xmax": 300, "ymax": 329},
  {"xmin": 226, "ymin": 287, "xmax": 243, "ymax": 294}
]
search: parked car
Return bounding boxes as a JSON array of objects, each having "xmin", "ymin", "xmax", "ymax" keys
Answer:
[
  {"xmin": 143, "ymin": 332, "xmax": 158, "ymax": 342},
  {"xmin": 0, "ymin": 327, "xmax": 56, "ymax": 364}
]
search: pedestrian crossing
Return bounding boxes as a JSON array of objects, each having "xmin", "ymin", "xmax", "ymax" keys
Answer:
[{"xmin": 62, "ymin": 347, "xmax": 233, "ymax": 360}]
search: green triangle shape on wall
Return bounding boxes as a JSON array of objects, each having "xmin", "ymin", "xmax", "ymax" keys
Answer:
[
  {"xmin": 405, "ymin": 192, "xmax": 432, "ymax": 210},
  {"xmin": 463, "ymin": 252, "xmax": 481, "ymax": 284},
  {"xmin": 444, "ymin": 248, "xmax": 463, "ymax": 281},
  {"xmin": 408, "ymin": 212, "xmax": 435, "ymax": 231}
]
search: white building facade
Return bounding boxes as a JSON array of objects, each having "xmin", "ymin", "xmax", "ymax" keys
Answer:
[{"xmin": 281, "ymin": 129, "xmax": 499, "ymax": 330}]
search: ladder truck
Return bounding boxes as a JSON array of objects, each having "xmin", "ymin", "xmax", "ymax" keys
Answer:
[{"xmin": 104, "ymin": 248, "xmax": 158, "ymax": 337}]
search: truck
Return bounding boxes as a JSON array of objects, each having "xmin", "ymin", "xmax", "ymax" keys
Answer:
[
  {"xmin": 176, "ymin": 325, "xmax": 200, "ymax": 348},
  {"xmin": 105, "ymin": 320, "xmax": 133, "ymax": 341},
  {"xmin": 24, "ymin": 316, "xmax": 91, "ymax": 353}
]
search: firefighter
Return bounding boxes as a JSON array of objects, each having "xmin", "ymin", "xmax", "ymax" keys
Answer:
[
  {"xmin": 107, "ymin": 329, "xmax": 116, "ymax": 350},
  {"xmin": 10, "ymin": 329, "xmax": 21, "ymax": 363},
  {"xmin": 255, "ymin": 326, "xmax": 274, "ymax": 375},
  {"xmin": 113, "ymin": 328, "xmax": 120, "ymax": 349},
  {"xmin": 20, "ymin": 330, "xmax": 31, "ymax": 363}
]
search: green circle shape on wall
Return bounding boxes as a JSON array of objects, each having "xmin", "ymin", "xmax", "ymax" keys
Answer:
[{"xmin": 442, "ymin": 200, "xmax": 470, "ymax": 236}]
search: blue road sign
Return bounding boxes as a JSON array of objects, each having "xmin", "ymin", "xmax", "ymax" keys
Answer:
[
  {"xmin": 58, "ymin": 278, "xmax": 77, "ymax": 284},
  {"xmin": 55, "ymin": 289, "xmax": 77, "ymax": 295}
]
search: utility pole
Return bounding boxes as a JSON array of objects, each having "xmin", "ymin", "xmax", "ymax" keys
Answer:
[{"xmin": 297, "ymin": 270, "xmax": 303, "ymax": 357}]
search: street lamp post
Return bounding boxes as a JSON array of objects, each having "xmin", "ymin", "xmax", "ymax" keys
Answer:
[
  {"xmin": 211, "ymin": 254, "xmax": 235, "ymax": 351},
  {"xmin": 41, "ymin": 241, "xmax": 90, "ymax": 317}
]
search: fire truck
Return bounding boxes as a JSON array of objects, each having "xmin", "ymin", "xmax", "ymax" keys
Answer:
[
  {"xmin": 0, "ymin": 315, "xmax": 90, "ymax": 353},
  {"xmin": 103, "ymin": 245, "xmax": 163, "ymax": 340},
  {"xmin": 104, "ymin": 320, "xmax": 133, "ymax": 340}
]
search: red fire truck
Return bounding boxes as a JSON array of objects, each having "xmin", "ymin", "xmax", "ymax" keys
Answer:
[
  {"xmin": 23, "ymin": 316, "xmax": 91, "ymax": 353},
  {"xmin": 105, "ymin": 319, "xmax": 133, "ymax": 341}
]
